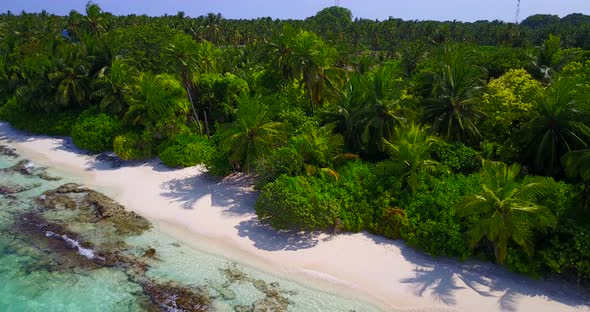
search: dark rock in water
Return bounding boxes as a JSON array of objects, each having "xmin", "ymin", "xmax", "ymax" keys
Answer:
[
  {"xmin": 11, "ymin": 211, "xmax": 102, "ymax": 271},
  {"xmin": 48, "ymin": 183, "xmax": 89, "ymax": 194},
  {"xmin": 83, "ymin": 191, "xmax": 151, "ymax": 235},
  {"xmin": 221, "ymin": 264, "xmax": 252, "ymax": 284},
  {"xmin": 40, "ymin": 184, "xmax": 152, "ymax": 236},
  {"xmin": 3, "ymin": 160, "xmax": 34, "ymax": 175},
  {"xmin": 143, "ymin": 280, "xmax": 213, "ymax": 312},
  {"xmin": 0, "ymin": 145, "xmax": 18, "ymax": 157},
  {"xmin": 251, "ymin": 279, "xmax": 292, "ymax": 311},
  {"xmin": 38, "ymin": 192, "xmax": 77, "ymax": 210},
  {"xmin": 252, "ymin": 295, "xmax": 289, "ymax": 312},
  {"xmin": 220, "ymin": 288, "xmax": 237, "ymax": 300},
  {"xmin": 37, "ymin": 172, "xmax": 62, "ymax": 181},
  {"xmin": 0, "ymin": 183, "xmax": 41, "ymax": 195},
  {"xmin": 252, "ymin": 280, "xmax": 267, "ymax": 293},
  {"xmin": 143, "ymin": 247, "xmax": 157, "ymax": 258},
  {"xmin": 234, "ymin": 305, "xmax": 252, "ymax": 312}
]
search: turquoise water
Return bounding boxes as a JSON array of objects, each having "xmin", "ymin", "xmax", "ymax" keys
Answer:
[{"xmin": 0, "ymin": 146, "xmax": 383, "ymax": 312}]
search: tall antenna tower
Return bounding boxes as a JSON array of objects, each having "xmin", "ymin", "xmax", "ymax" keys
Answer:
[{"xmin": 516, "ymin": 0, "xmax": 521, "ymax": 23}]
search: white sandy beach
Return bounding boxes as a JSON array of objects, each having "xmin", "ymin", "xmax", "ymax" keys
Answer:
[{"xmin": 1, "ymin": 121, "xmax": 588, "ymax": 312}]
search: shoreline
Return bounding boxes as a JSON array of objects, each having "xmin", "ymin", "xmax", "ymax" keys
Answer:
[{"xmin": 1, "ymin": 122, "xmax": 589, "ymax": 312}]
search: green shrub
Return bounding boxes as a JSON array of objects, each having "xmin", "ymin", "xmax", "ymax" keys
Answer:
[
  {"xmin": 0, "ymin": 96, "xmax": 78, "ymax": 136},
  {"xmin": 400, "ymin": 174, "xmax": 481, "ymax": 258},
  {"xmin": 205, "ymin": 149, "xmax": 234, "ymax": 176},
  {"xmin": 158, "ymin": 134, "xmax": 216, "ymax": 168},
  {"xmin": 435, "ymin": 143, "xmax": 481, "ymax": 174},
  {"xmin": 253, "ymin": 146, "xmax": 304, "ymax": 188},
  {"xmin": 71, "ymin": 113, "xmax": 122, "ymax": 152},
  {"xmin": 256, "ymin": 175, "xmax": 339, "ymax": 231},
  {"xmin": 332, "ymin": 161, "xmax": 387, "ymax": 232},
  {"xmin": 113, "ymin": 132, "xmax": 151, "ymax": 161},
  {"xmin": 538, "ymin": 222, "xmax": 590, "ymax": 283}
]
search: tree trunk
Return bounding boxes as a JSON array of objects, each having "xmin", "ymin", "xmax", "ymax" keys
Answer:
[
  {"xmin": 306, "ymin": 83, "xmax": 315, "ymax": 116},
  {"xmin": 185, "ymin": 83, "xmax": 202, "ymax": 136},
  {"xmin": 583, "ymin": 182, "xmax": 590, "ymax": 211},
  {"xmin": 203, "ymin": 110, "xmax": 211, "ymax": 138}
]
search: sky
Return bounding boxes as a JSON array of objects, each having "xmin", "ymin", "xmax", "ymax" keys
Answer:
[{"xmin": 1, "ymin": 0, "xmax": 589, "ymax": 22}]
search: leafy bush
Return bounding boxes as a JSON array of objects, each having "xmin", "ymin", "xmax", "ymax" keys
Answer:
[
  {"xmin": 255, "ymin": 161, "xmax": 391, "ymax": 233},
  {"xmin": 435, "ymin": 143, "xmax": 481, "ymax": 174},
  {"xmin": 253, "ymin": 146, "xmax": 304, "ymax": 188},
  {"xmin": 538, "ymin": 221, "xmax": 590, "ymax": 283},
  {"xmin": 113, "ymin": 132, "xmax": 151, "ymax": 161},
  {"xmin": 194, "ymin": 73, "xmax": 249, "ymax": 123},
  {"xmin": 331, "ymin": 161, "xmax": 388, "ymax": 232},
  {"xmin": 400, "ymin": 173, "xmax": 481, "ymax": 258},
  {"xmin": 480, "ymin": 69, "xmax": 544, "ymax": 142},
  {"xmin": 256, "ymin": 175, "xmax": 339, "ymax": 231},
  {"xmin": 0, "ymin": 96, "xmax": 78, "ymax": 135},
  {"xmin": 158, "ymin": 134, "xmax": 216, "ymax": 168},
  {"xmin": 71, "ymin": 113, "xmax": 122, "ymax": 152}
]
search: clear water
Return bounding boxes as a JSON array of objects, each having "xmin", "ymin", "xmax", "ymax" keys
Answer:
[{"xmin": 0, "ymin": 148, "xmax": 383, "ymax": 312}]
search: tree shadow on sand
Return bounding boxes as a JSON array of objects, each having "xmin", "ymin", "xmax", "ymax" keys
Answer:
[
  {"xmin": 160, "ymin": 175, "xmax": 321, "ymax": 251},
  {"xmin": 235, "ymin": 218, "xmax": 321, "ymax": 251},
  {"xmin": 367, "ymin": 235, "xmax": 589, "ymax": 311},
  {"xmin": 160, "ymin": 175, "xmax": 256, "ymax": 217}
]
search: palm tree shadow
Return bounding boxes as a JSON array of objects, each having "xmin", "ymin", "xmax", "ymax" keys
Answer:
[
  {"xmin": 161, "ymin": 174, "xmax": 321, "ymax": 251},
  {"xmin": 498, "ymin": 289, "xmax": 519, "ymax": 312},
  {"xmin": 235, "ymin": 218, "xmax": 321, "ymax": 251},
  {"xmin": 160, "ymin": 175, "xmax": 256, "ymax": 217},
  {"xmin": 369, "ymin": 234, "xmax": 590, "ymax": 310}
]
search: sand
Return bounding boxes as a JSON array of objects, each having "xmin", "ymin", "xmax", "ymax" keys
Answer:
[{"xmin": 1, "ymin": 121, "xmax": 588, "ymax": 312}]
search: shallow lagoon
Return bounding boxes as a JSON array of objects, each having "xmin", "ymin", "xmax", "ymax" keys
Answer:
[{"xmin": 0, "ymin": 148, "xmax": 383, "ymax": 312}]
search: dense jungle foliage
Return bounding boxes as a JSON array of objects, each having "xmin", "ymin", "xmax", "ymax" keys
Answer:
[{"xmin": 1, "ymin": 3, "xmax": 589, "ymax": 286}]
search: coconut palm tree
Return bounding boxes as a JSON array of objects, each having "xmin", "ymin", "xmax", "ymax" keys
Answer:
[
  {"xmin": 422, "ymin": 46, "xmax": 486, "ymax": 141},
  {"xmin": 205, "ymin": 13, "xmax": 222, "ymax": 43},
  {"xmin": 48, "ymin": 43, "xmax": 92, "ymax": 110},
  {"xmin": 381, "ymin": 123, "xmax": 447, "ymax": 193},
  {"xmin": 221, "ymin": 95, "xmax": 287, "ymax": 172},
  {"xmin": 82, "ymin": 2, "xmax": 108, "ymax": 36},
  {"xmin": 163, "ymin": 35, "xmax": 202, "ymax": 132},
  {"xmin": 292, "ymin": 123, "xmax": 357, "ymax": 178},
  {"xmin": 273, "ymin": 25, "xmax": 341, "ymax": 115},
  {"xmin": 123, "ymin": 73, "xmax": 189, "ymax": 128},
  {"xmin": 456, "ymin": 160, "xmax": 556, "ymax": 264},
  {"xmin": 562, "ymin": 149, "xmax": 590, "ymax": 210},
  {"xmin": 522, "ymin": 77, "xmax": 590, "ymax": 176},
  {"xmin": 92, "ymin": 58, "xmax": 136, "ymax": 114},
  {"xmin": 195, "ymin": 41, "xmax": 222, "ymax": 74}
]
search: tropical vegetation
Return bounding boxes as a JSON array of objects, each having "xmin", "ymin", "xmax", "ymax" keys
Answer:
[{"xmin": 1, "ymin": 3, "xmax": 589, "ymax": 287}]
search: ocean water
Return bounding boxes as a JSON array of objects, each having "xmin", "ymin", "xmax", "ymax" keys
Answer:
[{"xmin": 0, "ymin": 147, "xmax": 384, "ymax": 312}]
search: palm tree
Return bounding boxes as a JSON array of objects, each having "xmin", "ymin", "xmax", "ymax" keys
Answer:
[
  {"xmin": 92, "ymin": 58, "xmax": 136, "ymax": 114},
  {"xmin": 562, "ymin": 150, "xmax": 590, "ymax": 210},
  {"xmin": 221, "ymin": 95, "xmax": 287, "ymax": 172},
  {"xmin": 380, "ymin": 123, "xmax": 447, "ymax": 193},
  {"xmin": 324, "ymin": 65, "xmax": 406, "ymax": 156},
  {"xmin": 205, "ymin": 13, "xmax": 222, "ymax": 43},
  {"xmin": 273, "ymin": 25, "xmax": 341, "ymax": 115},
  {"xmin": 522, "ymin": 77, "xmax": 590, "ymax": 176},
  {"xmin": 124, "ymin": 72, "xmax": 160, "ymax": 127},
  {"xmin": 354, "ymin": 99, "xmax": 404, "ymax": 156},
  {"xmin": 123, "ymin": 73, "xmax": 189, "ymax": 128},
  {"xmin": 195, "ymin": 41, "xmax": 221, "ymax": 74},
  {"xmin": 163, "ymin": 35, "xmax": 202, "ymax": 133},
  {"xmin": 422, "ymin": 46, "xmax": 486, "ymax": 141},
  {"xmin": 83, "ymin": 2, "xmax": 108, "ymax": 36},
  {"xmin": 292, "ymin": 124, "xmax": 357, "ymax": 178},
  {"xmin": 456, "ymin": 160, "xmax": 556, "ymax": 264},
  {"xmin": 48, "ymin": 43, "xmax": 92, "ymax": 110}
]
